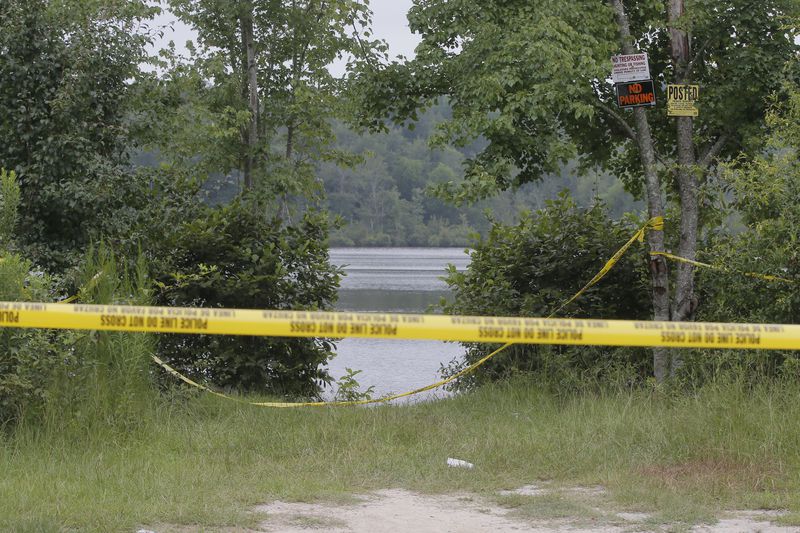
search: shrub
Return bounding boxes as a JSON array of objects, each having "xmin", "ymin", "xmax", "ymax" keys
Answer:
[
  {"xmin": 0, "ymin": 254, "xmax": 63, "ymax": 427},
  {"xmin": 441, "ymin": 192, "xmax": 651, "ymax": 389},
  {"xmin": 0, "ymin": 167, "xmax": 157, "ymax": 429},
  {"xmin": 153, "ymin": 201, "xmax": 341, "ymax": 398},
  {"xmin": 0, "ymin": 1, "xmax": 151, "ymax": 271},
  {"xmin": 0, "ymin": 169, "xmax": 59, "ymax": 426}
]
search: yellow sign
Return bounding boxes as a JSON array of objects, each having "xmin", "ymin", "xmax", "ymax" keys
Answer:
[
  {"xmin": 0, "ymin": 301, "xmax": 798, "ymax": 351},
  {"xmin": 667, "ymin": 84, "xmax": 700, "ymax": 117}
]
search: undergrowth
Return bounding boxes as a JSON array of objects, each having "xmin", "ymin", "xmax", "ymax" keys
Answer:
[{"xmin": 3, "ymin": 376, "xmax": 800, "ymax": 531}]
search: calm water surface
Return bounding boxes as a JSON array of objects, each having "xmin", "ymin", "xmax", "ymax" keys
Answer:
[{"xmin": 326, "ymin": 248, "xmax": 470, "ymax": 401}]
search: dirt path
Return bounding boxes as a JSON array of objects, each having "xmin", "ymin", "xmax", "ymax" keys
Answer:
[{"xmin": 255, "ymin": 486, "xmax": 798, "ymax": 533}]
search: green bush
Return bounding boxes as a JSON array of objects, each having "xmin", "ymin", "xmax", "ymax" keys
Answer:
[
  {"xmin": 698, "ymin": 90, "xmax": 800, "ymax": 327},
  {"xmin": 441, "ymin": 192, "xmax": 651, "ymax": 389},
  {"xmin": 153, "ymin": 201, "xmax": 341, "ymax": 398},
  {"xmin": 0, "ymin": 245, "xmax": 157, "ymax": 433},
  {"xmin": 0, "ymin": 254, "xmax": 63, "ymax": 427},
  {"xmin": 0, "ymin": 167, "xmax": 157, "ymax": 429},
  {"xmin": 0, "ymin": 169, "xmax": 60, "ymax": 426}
]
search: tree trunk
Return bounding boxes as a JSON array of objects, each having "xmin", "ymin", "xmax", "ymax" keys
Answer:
[
  {"xmin": 669, "ymin": 0, "xmax": 698, "ymax": 374},
  {"xmin": 611, "ymin": 0, "xmax": 671, "ymax": 381},
  {"xmin": 239, "ymin": 1, "xmax": 259, "ymax": 191}
]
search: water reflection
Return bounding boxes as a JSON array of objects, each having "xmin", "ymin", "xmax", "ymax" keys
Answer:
[
  {"xmin": 326, "ymin": 248, "xmax": 469, "ymax": 402},
  {"xmin": 335, "ymin": 290, "xmax": 449, "ymax": 313}
]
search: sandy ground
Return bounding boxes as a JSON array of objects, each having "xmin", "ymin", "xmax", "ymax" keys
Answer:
[{"xmin": 253, "ymin": 486, "xmax": 799, "ymax": 533}]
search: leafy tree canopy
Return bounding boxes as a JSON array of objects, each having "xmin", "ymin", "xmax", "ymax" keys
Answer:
[
  {"xmin": 151, "ymin": 0, "xmax": 387, "ymax": 200},
  {"xmin": 354, "ymin": 0, "xmax": 800, "ymax": 202},
  {"xmin": 0, "ymin": 0, "xmax": 157, "ymax": 268}
]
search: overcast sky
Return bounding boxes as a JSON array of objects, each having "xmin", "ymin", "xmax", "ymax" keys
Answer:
[{"xmin": 150, "ymin": 0, "xmax": 421, "ymax": 63}]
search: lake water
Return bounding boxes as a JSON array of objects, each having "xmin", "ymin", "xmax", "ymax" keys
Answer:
[{"xmin": 325, "ymin": 248, "xmax": 471, "ymax": 401}]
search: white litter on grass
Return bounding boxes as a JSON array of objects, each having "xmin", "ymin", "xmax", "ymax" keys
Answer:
[{"xmin": 446, "ymin": 457, "xmax": 474, "ymax": 469}]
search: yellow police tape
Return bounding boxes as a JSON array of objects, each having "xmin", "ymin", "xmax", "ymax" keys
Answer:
[
  {"xmin": 150, "ymin": 341, "xmax": 514, "ymax": 408},
  {"xmin": 0, "ymin": 301, "xmax": 797, "ymax": 350},
  {"xmin": 0, "ymin": 216, "xmax": 667, "ymax": 408},
  {"xmin": 549, "ymin": 216, "xmax": 663, "ymax": 316},
  {"xmin": 651, "ymin": 252, "xmax": 797, "ymax": 284},
  {"xmin": 25, "ymin": 217, "xmax": 793, "ymax": 409},
  {"xmin": 61, "ymin": 271, "xmax": 106, "ymax": 304},
  {"xmin": 198, "ymin": 215, "xmax": 663, "ymax": 406}
]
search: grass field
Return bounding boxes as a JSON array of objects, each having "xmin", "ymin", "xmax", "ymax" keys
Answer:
[{"xmin": 2, "ymin": 378, "xmax": 800, "ymax": 532}]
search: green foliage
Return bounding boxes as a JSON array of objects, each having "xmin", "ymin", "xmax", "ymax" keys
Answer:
[
  {"xmin": 354, "ymin": 0, "xmax": 799, "ymax": 201},
  {"xmin": 43, "ymin": 245, "xmax": 156, "ymax": 433},
  {"xmin": 441, "ymin": 193, "xmax": 651, "ymax": 388},
  {"xmin": 154, "ymin": 202, "xmax": 341, "ymax": 397},
  {"xmin": 352, "ymin": 0, "xmax": 798, "ymax": 384},
  {"xmin": 0, "ymin": 172, "xmax": 155, "ymax": 430},
  {"xmin": 125, "ymin": 1, "xmax": 360, "ymax": 397},
  {"xmin": 0, "ymin": 170, "xmax": 61, "ymax": 427},
  {"xmin": 0, "ymin": 255, "xmax": 61, "ymax": 428},
  {"xmin": 353, "ymin": 0, "xmax": 616, "ymax": 198},
  {"xmin": 0, "ymin": 0, "xmax": 156, "ymax": 269},
  {"xmin": 679, "ymin": 79, "xmax": 800, "ymax": 383},
  {"xmin": 333, "ymin": 367, "xmax": 375, "ymax": 402},
  {"xmin": 698, "ymin": 83, "xmax": 800, "ymax": 322},
  {"xmin": 0, "ymin": 160, "xmax": 156, "ymax": 429},
  {"xmin": 152, "ymin": 0, "xmax": 386, "ymax": 201},
  {"xmin": 0, "ymin": 169, "xmax": 20, "ymax": 249}
]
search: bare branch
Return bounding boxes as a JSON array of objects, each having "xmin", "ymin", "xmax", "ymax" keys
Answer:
[{"xmin": 698, "ymin": 134, "xmax": 729, "ymax": 169}]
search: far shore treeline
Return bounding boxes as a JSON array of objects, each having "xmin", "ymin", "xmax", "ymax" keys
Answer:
[{"xmin": 0, "ymin": 0, "xmax": 799, "ymax": 432}]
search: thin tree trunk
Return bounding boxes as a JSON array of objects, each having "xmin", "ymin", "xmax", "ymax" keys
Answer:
[
  {"xmin": 611, "ymin": 0, "xmax": 671, "ymax": 382},
  {"xmin": 286, "ymin": 123, "xmax": 294, "ymax": 160},
  {"xmin": 240, "ymin": 1, "xmax": 258, "ymax": 191},
  {"xmin": 669, "ymin": 0, "xmax": 699, "ymax": 375},
  {"xmin": 669, "ymin": 0, "xmax": 698, "ymax": 318}
]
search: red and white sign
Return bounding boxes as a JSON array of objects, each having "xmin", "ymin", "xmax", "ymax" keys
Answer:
[{"xmin": 611, "ymin": 53, "xmax": 651, "ymax": 83}]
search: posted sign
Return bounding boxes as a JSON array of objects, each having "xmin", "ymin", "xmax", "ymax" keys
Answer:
[
  {"xmin": 611, "ymin": 53, "xmax": 651, "ymax": 83},
  {"xmin": 616, "ymin": 80, "xmax": 656, "ymax": 109},
  {"xmin": 667, "ymin": 84, "xmax": 700, "ymax": 117}
]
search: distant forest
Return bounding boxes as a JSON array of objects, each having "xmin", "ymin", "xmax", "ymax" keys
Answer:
[
  {"xmin": 136, "ymin": 101, "xmax": 640, "ymax": 247},
  {"xmin": 322, "ymin": 102, "xmax": 640, "ymax": 246}
]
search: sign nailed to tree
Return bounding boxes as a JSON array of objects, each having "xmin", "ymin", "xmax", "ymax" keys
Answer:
[
  {"xmin": 611, "ymin": 53, "xmax": 651, "ymax": 83},
  {"xmin": 667, "ymin": 84, "xmax": 700, "ymax": 117},
  {"xmin": 616, "ymin": 80, "xmax": 656, "ymax": 109}
]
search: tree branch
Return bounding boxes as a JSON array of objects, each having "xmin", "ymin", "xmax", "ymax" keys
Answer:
[
  {"xmin": 595, "ymin": 100, "xmax": 637, "ymax": 142},
  {"xmin": 682, "ymin": 37, "xmax": 712, "ymax": 82},
  {"xmin": 698, "ymin": 134, "xmax": 728, "ymax": 170},
  {"xmin": 351, "ymin": 20, "xmax": 379, "ymax": 72},
  {"xmin": 595, "ymin": 99, "xmax": 671, "ymax": 168}
]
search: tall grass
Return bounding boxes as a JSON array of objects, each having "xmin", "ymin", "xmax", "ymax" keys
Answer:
[
  {"xmin": 29, "ymin": 245, "xmax": 158, "ymax": 436},
  {"xmin": 1, "ymin": 166, "xmax": 158, "ymax": 434},
  {"xmin": 3, "ymin": 377, "xmax": 800, "ymax": 531}
]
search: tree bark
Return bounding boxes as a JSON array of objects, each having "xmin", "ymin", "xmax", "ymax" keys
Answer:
[
  {"xmin": 669, "ymin": 0, "xmax": 698, "ymax": 375},
  {"xmin": 611, "ymin": 0, "xmax": 671, "ymax": 381},
  {"xmin": 240, "ymin": 1, "xmax": 259, "ymax": 191}
]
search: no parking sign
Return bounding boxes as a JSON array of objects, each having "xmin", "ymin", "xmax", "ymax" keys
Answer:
[{"xmin": 615, "ymin": 80, "xmax": 656, "ymax": 109}]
